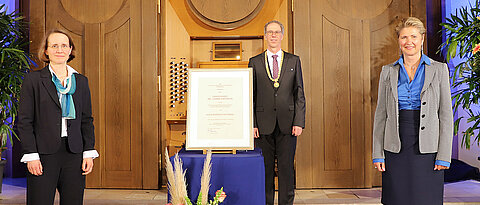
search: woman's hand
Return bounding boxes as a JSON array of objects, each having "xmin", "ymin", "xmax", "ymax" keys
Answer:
[
  {"xmin": 27, "ymin": 160, "xmax": 43, "ymax": 176},
  {"xmin": 374, "ymin": 162, "xmax": 386, "ymax": 172},
  {"xmin": 82, "ymin": 158, "xmax": 94, "ymax": 175},
  {"xmin": 434, "ymin": 165, "xmax": 449, "ymax": 171}
]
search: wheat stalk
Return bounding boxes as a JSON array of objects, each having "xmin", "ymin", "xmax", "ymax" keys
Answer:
[
  {"xmin": 165, "ymin": 148, "xmax": 182, "ymax": 205},
  {"xmin": 174, "ymin": 153, "xmax": 188, "ymax": 204},
  {"xmin": 200, "ymin": 150, "xmax": 212, "ymax": 204}
]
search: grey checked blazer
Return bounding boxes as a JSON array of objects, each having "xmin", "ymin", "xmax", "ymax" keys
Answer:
[{"xmin": 372, "ymin": 57, "xmax": 454, "ymax": 163}]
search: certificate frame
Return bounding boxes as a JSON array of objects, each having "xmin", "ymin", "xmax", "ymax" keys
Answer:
[{"xmin": 186, "ymin": 68, "xmax": 253, "ymax": 150}]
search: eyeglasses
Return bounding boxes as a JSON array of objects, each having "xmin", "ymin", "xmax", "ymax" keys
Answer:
[
  {"xmin": 48, "ymin": 44, "xmax": 70, "ymax": 50},
  {"xmin": 266, "ymin": 30, "xmax": 282, "ymax": 36}
]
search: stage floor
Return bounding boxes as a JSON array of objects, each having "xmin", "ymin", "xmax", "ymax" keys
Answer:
[{"xmin": 1, "ymin": 178, "xmax": 480, "ymax": 204}]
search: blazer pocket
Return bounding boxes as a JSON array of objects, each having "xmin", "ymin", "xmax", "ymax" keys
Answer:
[
  {"xmin": 256, "ymin": 106, "xmax": 264, "ymax": 112},
  {"xmin": 289, "ymin": 105, "xmax": 295, "ymax": 111}
]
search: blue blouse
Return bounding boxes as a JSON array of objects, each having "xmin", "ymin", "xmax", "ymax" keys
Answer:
[
  {"xmin": 373, "ymin": 54, "xmax": 450, "ymax": 167},
  {"xmin": 397, "ymin": 54, "xmax": 429, "ymax": 110}
]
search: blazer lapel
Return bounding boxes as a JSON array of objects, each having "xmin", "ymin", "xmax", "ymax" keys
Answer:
[
  {"xmin": 40, "ymin": 67, "xmax": 61, "ymax": 108},
  {"xmin": 389, "ymin": 64, "xmax": 399, "ymax": 102},
  {"xmin": 278, "ymin": 51, "xmax": 289, "ymax": 85},
  {"xmin": 421, "ymin": 63, "xmax": 434, "ymax": 95},
  {"xmin": 261, "ymin": 51, "xmax": 275, "ymax": 88}
]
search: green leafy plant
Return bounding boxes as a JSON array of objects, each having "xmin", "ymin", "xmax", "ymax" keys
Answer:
[
  {"xmin": 0, "ymin": 4, "xmax": 31, "ymax": 155},
  {"xmin": 440, "ymin": 0, "xmax": 480, "ymax": 149}
]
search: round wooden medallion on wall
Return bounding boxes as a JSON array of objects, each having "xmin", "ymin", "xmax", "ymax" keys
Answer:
[{"xmin": 186, "ymin": 0, "xmax": 265, "ymax": 30}]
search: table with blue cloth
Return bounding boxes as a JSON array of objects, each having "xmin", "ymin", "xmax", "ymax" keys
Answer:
[{"xmin": 169, "ymin": 148, "xmax": 265, "ymax": 205}]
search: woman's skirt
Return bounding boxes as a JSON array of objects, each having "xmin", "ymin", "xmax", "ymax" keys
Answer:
[{"xmin": 381, "ymin": 110, "xmax": 444, "ymax": 205}]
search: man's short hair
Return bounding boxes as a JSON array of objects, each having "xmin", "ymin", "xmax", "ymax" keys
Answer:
[{"xmin": 264, "ymin": 20, "xmax": 284, "ymax": 35}]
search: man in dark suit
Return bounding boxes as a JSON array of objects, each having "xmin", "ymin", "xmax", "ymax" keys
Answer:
[{"xmin": 248, "ymin": 20, "xmax": 306, "ymax": 205}]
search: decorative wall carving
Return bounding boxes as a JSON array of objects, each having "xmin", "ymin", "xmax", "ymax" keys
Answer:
[{"xmin": 186, "ymin": 0, "xmax": 265, "ymax": 29}]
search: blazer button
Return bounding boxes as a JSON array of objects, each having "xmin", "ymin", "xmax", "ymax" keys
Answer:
[
  {"xmin": 422, "ymin": 114, "xmax": 425, "ymax": 118},
  {"xmin": 421, "ymin": 126, "xmax": 425, "ymax": 130},
  {"xmin": 422, "ymin": 102, "xmax": 426, "ymax": 105},
  {"xmin": 274, "ymin": 108, "xmax": 277, "ymax": 111}
]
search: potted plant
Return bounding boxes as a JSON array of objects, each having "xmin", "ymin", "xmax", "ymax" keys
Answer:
[
  {"xmin": 440, "ymin": 0, "xmax": 480, "ymax": 149},
  {"xmin": 0, "ymin": 3, "xmax": 31, "ymax": 187}
]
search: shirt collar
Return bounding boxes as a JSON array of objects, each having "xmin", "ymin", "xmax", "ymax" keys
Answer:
[
  {"xmin": 266, "ymin": 49, "xmax": 283, "ymax": 58},
  {"xmin": 394, "ymin": 53, "xmax": 431, "ymax": 67},
  {"xmin": 49, "ymin": 64, "xmax": 78, "ymax": 79}
]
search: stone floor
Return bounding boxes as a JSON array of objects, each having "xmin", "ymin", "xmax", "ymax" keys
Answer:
[{"xmin": 1, "ymin": 178, "xmax": 480, "ymax": 204}]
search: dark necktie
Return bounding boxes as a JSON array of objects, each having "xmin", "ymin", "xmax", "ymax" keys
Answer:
[{"xmin": 272, "ymin": 55, "xmax": 279, "ymax": 79}]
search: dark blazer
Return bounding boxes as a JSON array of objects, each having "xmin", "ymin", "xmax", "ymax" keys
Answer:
[
  {"xmin": 249, "ymin": 51, "xmax": 306, "ymax": 135},
  {"xmin": 17, "ymin": 66, "xmax": 95, "ymax": 155}
]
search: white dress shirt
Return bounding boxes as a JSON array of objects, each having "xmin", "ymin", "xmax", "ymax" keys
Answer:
[{"xmin": 266, "ymin": 49, "xmax": 284, "ymax": 75}]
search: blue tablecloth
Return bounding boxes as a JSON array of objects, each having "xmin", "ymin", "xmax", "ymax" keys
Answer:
[{"xmin": 169, "ymin": 148, "xmax": 265, "ymax": 205}]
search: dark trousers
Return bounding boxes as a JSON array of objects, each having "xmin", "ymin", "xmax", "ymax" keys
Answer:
[
  {"xmin": 255, "ymin": 122, "xmax": 297, "ymax": 205},
  {"xmin": 27, "ymin": 138, "xmax": 85, "ymax": 205}
]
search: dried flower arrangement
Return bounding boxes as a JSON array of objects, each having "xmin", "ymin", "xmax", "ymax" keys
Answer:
[{"xmin": 165, "ymin": 148, "xmax": 226, "ymax": 205}]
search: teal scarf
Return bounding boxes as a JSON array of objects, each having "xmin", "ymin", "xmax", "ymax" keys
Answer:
[{"xmin": 52, "ymin": 73, "xmax": 76, "ymax": 119}]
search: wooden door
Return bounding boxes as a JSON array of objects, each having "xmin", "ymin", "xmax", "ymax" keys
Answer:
[
  {"xmin": 294, "ymin": 0, "xmax": 426, "ymax": 188},
  {"xmin": 29, "ymin": 0, "xmax": 159, "ymax": 188}
]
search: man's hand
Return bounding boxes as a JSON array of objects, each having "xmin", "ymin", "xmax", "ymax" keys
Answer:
[
  {"xmin": 254, "ymin": 128, "xmax": 260, "ymax": 138},
  {"xmin": 27, "ymin": 160, "xmax": 43, "ymax": 176},
  {"xmin": 292, "ymin": 126, "xmax": 303, "ymax": 136},
  {"xmin": 82, "ymin": 158, "xmax": 94, "ymax": 175},
  {"xmin": 374, "ymin": 162, "xmax": 386, "ymax": 172},
  {"xmin": 434, "ymin": 165, "xmax": 449, "ymax": 171}
]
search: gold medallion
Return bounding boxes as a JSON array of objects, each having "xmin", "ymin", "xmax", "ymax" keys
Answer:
[{"xmin": 264, "ymin": 51, "xmax": 284, "ymax": 88}]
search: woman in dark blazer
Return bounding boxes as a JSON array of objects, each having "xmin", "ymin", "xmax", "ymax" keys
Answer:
[
  {"xmin": 372, "ymin": 17, "xmax": 453, "ymax": 205},
  {"xmin": 17, "ymin": 29, "xmax": 98, "ymax": 205}
]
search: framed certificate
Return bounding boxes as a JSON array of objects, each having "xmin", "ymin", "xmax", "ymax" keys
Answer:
[{"xmin": 186, "ymin": 68, "xmax": 253, "ymax": 150}]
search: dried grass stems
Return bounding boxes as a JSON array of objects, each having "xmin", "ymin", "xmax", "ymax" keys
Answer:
[
  {"xmin": 164, "ymin": 148, "xmax": 214, "ymax": 205},
  {"xmin": 200, "ymin": 150, "xmax": 212, "ymax": 205},
  {"xmin": 165, "ymin": 148, "xmax": 187, "ymax": 205}
]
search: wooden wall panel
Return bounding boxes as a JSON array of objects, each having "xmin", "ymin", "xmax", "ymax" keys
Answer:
[
  {"xmin": 293, "ymin": 0, "xmax": 313, "ymax": 189},
  {"xmin": 141, "ymin": 0, "xmax": 160, "ymax": 190},
  {"xmin": 323, "ymin": 17, "xmax": 352, "ymax": 171},
  {"xmin": 102, "ymin": 1, "xmax": 143, "ymax": 188},
  {"xmin": 84, "ymin": 23, "xmax": 102, "ymax": 187},
  {"xmin": 28, "ymin": 0, "xmax": 46, "ymax": 69},
  {"xmin": 104, "ymin": 21, "xmax": 132, "ymax": 171}
]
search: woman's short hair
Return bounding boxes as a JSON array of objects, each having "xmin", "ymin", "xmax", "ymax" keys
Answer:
[
  {"xmin": 395, "ymin": 17, "xmax": 426, "ymax": 37},
  {"xmin": 38, "ymin": 29, "xmax": 76, "ymax": 63}
]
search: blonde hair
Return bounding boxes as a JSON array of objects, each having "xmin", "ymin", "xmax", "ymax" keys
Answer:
[{"xmin": 395, "ymin": 17, "xmax": 426, "ymax": 37}]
